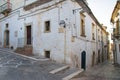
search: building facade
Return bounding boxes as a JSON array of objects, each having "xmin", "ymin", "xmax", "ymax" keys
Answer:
[
  {"xmin": 111, "ymin": 0, "xmax": 120, "ymax": 64},
  {"xmin": 0, "ymin": 0, "xmax": 109, "ymax": 69},
  {"xmin": 101, "ymin": 26, "xmax": 109, "ymax": 62}
]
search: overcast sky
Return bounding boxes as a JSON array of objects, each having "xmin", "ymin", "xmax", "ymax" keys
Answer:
[{"xmin": 87, "ymin": 0, "xmax": 117, "ymax": 32}]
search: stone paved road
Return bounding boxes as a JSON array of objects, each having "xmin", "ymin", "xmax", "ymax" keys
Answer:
[
  {"xmin": 0, "ymin": 48, "xmax": 65, "ymax": 80},
  {"xmin": 72, "ymin": 62, "xmax": 120, "ymax": 80},
  {"xmin": 1, "ymin": 48, "xmax": 120, "ymax": 80}
]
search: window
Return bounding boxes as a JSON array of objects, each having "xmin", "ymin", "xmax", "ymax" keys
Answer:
[
  {"xmin": 101, "ymin": 31, "xmax": 103, "ymax": 41},
  {"xmin": 116, "ymin": 20, "xmax": 119, "ymax": 35},
  {"xmin": 97, "ymin": 29, "xmax": 101, "ymax": 41},
  {"xmin": 44, "ymin": 21, "xmax": 50, "ymax": 32},
  {"xmin": 6, "ymin": 23, "xmax": 8, "ymax": 28},
  {"xmin": 80, "ymin": 13, "xmax": 86, "ymax": 37},
  {"xmin": 81, "ymin": 19, "xmax": 85, "ymax": 36},
  {"xmin": 92, "ymin": 23, "xmax": 95, "ymax": 40}
]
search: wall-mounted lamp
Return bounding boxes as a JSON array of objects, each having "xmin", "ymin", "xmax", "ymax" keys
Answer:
[
  {"xmin": 59, "ymin": 20, "xmax": 66, "ymax": 28},
  {"xmin": 73, "ymin": 8, "xmax": 85, "ymax": 14}
]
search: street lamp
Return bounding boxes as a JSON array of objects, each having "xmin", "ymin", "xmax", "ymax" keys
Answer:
[{"xmin": 59, "ymin": 20, "xmax": 66, "ymax": 28}]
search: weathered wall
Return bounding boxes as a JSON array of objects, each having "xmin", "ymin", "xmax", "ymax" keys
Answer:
[
  {"xmin": 66, "ymin": 1, "xmax": 101, "ymax": 68},
  {"xmin": 0, "ymin": 0, "xmax": 108, "ymax": 69},
  {"xmin": 0, "ymin": 13, "xmax": 24, "ymax": 49}
]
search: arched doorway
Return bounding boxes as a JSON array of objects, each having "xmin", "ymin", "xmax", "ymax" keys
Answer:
[
  {"xmin": 4, "ymin": 30, "xmax": 9, "ymax": 47},
  {"xmin": 81, "ymin": 51, "xmax": 86, "ymax": 70}
]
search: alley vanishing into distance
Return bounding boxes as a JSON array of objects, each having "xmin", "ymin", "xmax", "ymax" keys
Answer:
[
  {"xmin": 72, "ymin": 62, "xmax": 120, "ymax": 80},
  {"xmin": 0, "ymin": 48, "xmax": 119, "ymax": 80}
]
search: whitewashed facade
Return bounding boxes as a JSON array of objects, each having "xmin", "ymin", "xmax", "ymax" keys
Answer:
[{"xmin": 0, "ymin": 0, "xmax": 109, "ymax": 69}]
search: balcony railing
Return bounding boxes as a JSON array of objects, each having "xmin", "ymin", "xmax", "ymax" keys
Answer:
[{"xmin": 0, "ymin": 2, "xmax": 12, "ymax": 15}]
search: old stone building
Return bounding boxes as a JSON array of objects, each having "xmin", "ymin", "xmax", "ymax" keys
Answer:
[
  {"xmin": 0, "ymin": 0, "xmax": 109, "ymax": 70},
  {"xmin": 111, "ymin": 0, "xmax": 120, "ymax": 65}
]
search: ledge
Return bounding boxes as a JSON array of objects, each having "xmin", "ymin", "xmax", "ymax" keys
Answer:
[{"xmin": 24, "ymin": 0, "xmax": 52, "ymax": 11}]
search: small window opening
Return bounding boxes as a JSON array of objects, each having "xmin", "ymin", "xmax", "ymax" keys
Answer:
[
  {"xmin": 45, "ymin": 50, "xmax": 50, "ymax": 58},
  {"xmin": 6, "ymin": 23, "xmax": 8, "ymax": 28},
  {"xmin": 45, "ymin": 21, "xmax": 50, "ymax": 32}
]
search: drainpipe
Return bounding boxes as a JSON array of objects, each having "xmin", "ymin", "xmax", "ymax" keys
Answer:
[
  {"xmin": 64, "ymin": 27, "xmax": 66, "ymax": 63},
  {"xmin": 58, "ymin": 3, "xmax": 67, "ymax": 63}
]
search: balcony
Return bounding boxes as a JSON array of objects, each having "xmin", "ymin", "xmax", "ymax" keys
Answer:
[
  {"xmin": 0, "ymin": 2, "xmax": 12, "ymax": 15},
  {"xmin": 113, "ymin": 34, "xmax": 120, "ymax": 39},
  {"xmin": 113, "ymin": 28, "xmax": 120, "ymax": 39}
]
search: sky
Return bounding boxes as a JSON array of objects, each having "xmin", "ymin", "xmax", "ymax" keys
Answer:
[{"xmin": 87, "ymin": 0, "xmax": 117, "ymax": 32}]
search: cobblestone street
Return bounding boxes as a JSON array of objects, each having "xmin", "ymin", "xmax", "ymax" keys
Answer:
[
  {"xmin": 72, "ymin": 62, "xmax": 120, "ymax": 80},
  {"xmin": 0, "ymin": 48, "xmax": 120, "ymax": 80},
  {"xmin": 0, "ymin": 48, "xmax": 63, "ymax": 80}
]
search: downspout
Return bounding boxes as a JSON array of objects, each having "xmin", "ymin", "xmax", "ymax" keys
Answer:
[
  {"xmin": 64, "ymin": 27, "xmax": 66, "ymax": 63},
  {"xmin": 57, "ymin": 1, "xmax": 66, "ymax": 63}
]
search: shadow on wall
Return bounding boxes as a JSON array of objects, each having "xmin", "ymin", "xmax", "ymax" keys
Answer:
[
  {"xmin": 71, "ymin": 53, "xmax": 80, "ymax": 68},
  {"xmin": 71, "ymin": 51, "xmax": 86, "ymax": 70}
]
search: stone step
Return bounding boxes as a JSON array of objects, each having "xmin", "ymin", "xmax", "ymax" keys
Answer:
[
  {"xmin": 62, "ymin": 69, "xmax": 84, "ymax": 80},
  {"xmin": 15, "ymin": 46, "xmax": 33, "ymax": 56},
  {"xmin": 51, "ymin": 67, "xmax": 83, "ymax": 80},
  {"xmin": 0, "ymin": 48, "xmax": 47, "ymax": 61},
  {"xmin": 49, "ymin": 65, "xmax": 70, "ymax": 74}
]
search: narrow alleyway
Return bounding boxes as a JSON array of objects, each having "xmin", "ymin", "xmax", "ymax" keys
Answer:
[{"xmin": 72, "ymin": 61, "xmax": 120, "ymax": 80}]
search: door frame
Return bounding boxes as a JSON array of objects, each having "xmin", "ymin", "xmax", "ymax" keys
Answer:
[
  {"xmin": 81, "ymin": 51, "xmax": 86, "ymax": 70},
  {"xmin": 25, "ymin": 23, "xmax": 33, "ymax": 46},
  {"xmin": 4, "ymin": 30, "xmax": 10, "ymax": 47}
]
